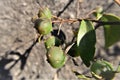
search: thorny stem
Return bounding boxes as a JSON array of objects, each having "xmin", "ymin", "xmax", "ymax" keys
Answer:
[{"xmin": 52, "ymin": 15, "xmax": 120, "ymax": 29}]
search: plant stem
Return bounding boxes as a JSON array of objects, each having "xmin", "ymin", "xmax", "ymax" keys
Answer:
[{"xmin": 52, "ymin": 16, "xmax": 120, "ymax": 29}]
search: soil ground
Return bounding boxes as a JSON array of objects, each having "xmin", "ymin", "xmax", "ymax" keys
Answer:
[{"xmin": 0, "ymin": 0, "xmax": 120, "ymax": 80}]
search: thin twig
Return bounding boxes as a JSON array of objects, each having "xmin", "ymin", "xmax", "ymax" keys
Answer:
[
  {"xmin": 52, "ymin": 16, "xmax": 120, "ymax": 30},
  {"xmin": 52, "ymin": 16, "xmax": 120, "ymax": 25}
]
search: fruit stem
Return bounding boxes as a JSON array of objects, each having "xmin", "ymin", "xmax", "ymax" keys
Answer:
[{"xmin": 38, "ymin": 34, "xmax": 43, "ymax": 43}]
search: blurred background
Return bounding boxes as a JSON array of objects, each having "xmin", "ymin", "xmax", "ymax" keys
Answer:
[{"xmin": 0, "ymin": 0, "xmax": 120, "ymax": 80}]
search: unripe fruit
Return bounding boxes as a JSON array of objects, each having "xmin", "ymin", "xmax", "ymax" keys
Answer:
[
  {"xmin": 47, "ymin": 46, "xmax": 66, "ymax": 68},
  {"xmin": 68, "ymin": 43, "xmax": 80, "ymax": 57},
  {"xmin": 45, "ymin": 36, "xmax": 61, "ymax": 49},
  {"xmin": 34, "ymin": 19, "xmax": 52, "ymax": 35},
  {"xmin": 38, "ymin": 7, "xmax": 52, "ymax": 19}
]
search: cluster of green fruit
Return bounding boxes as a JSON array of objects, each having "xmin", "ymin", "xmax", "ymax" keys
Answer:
[
  {"xmin": 34, "ymin": 7, "xmax": 66, "ymax": 68},
  {"xmin": 45, "ymin": 36, "xmax": 66, "ymax": 68}
]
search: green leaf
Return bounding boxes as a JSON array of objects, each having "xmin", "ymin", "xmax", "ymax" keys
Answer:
[
  {"xmin": 77, "ymin": 20, "xmax": 94, "ymax": 45},
  {"xmin": 77, "ymin": 20, "xmax": 96, "ymax": 67},
  {"xmin": 90, "ymin": 60, "xmax": 115, "ymax": 80},
  {"xmin": 102, "ymin": 60, "xmax": 113, "ymax": 71},
  {"xmin": 67, "ymin": 43, "xmax": 80, "ymax": 57},
  {"xmin": 100, "ymin": 14, "xmax": 120, "ymax": 48}
]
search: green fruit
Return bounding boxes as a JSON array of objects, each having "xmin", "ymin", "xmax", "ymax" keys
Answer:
[
  {"xmin": 45, "ymin": 36, "xmax": 61, "ymax": 49},
  {"xmin": 38, "ymin": 7, "xmax": 52, "ymax": 19},
  {"xmin": 47, "ymin": 46, "xmax": 66, "ymax": 68},
  {"xmin": 34, "ymin": 19, "xmax": 52, "ymax": 35},
  {"xmin": 68, "ymin": 43, "xmax": 80, "ymax": 57},
  {"xmin": 90, "ymin": 60, "xmax": 114, "ymax": 79}
]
